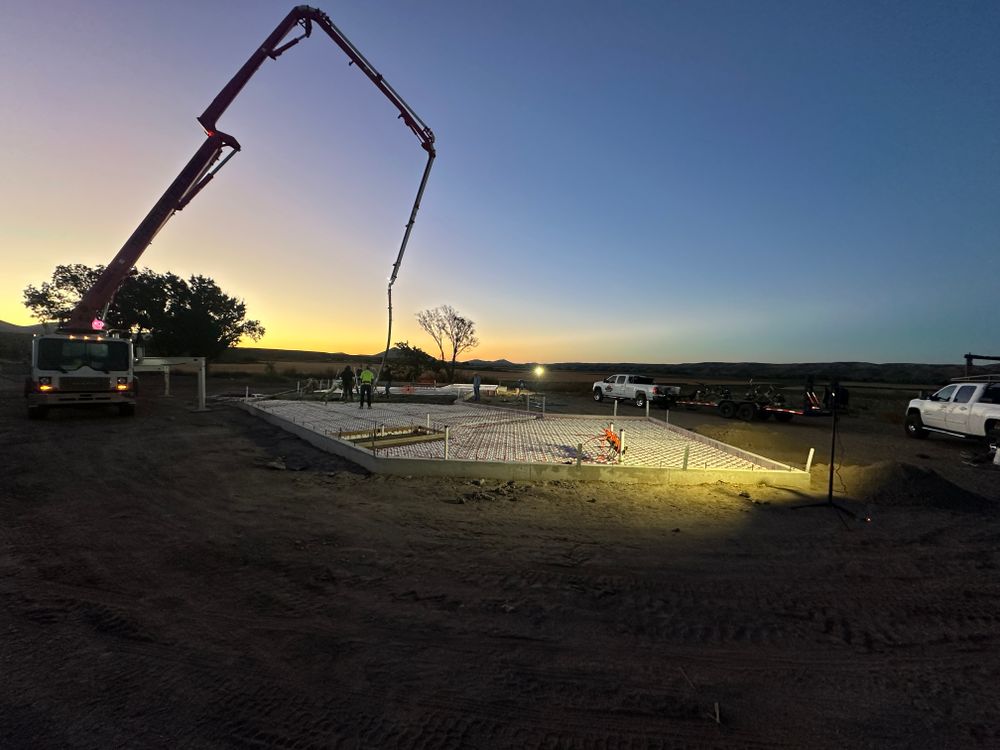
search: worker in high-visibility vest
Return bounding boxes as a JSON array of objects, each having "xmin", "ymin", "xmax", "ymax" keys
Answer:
[{"xmin": 358, "ymin": 364, "xmax": 375, "ymax": 409}]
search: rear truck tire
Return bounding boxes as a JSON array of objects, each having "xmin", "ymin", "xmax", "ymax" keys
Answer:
[
  {"xmin": 634, "ymin": 392, "xmax": 646, "ymax": 408},
  {"xmin": 773, "ymin": 412, "xmax": 794, "ymax": 423},
  {"xmin": 118, "ymin": 403, "xmax": 136, "ymax": 417},
  {"xmin": 736, "ymin": 402, "xmax": 757, "ymax": 421},
  {"xmin": 718, "ymin": 401, "xmax": 736, "ymax": 419},
  {"xmin": 593, "ymin": 388, "xmax": 604, "ymax": 402},
  {"xmin": 27, "ymin": 405, "xmax": 48, "ymax": 420},
  {"xmin": 905, "ymin": 411, "xmax": 928, "ymax": 439},
  {"xmin": 986, "ymin": 420, "xmax": 1000, "ymax": 451}
]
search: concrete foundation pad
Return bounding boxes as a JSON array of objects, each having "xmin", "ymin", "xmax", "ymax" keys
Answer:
[{"xmin": 240, "ymin": 400, "xmax": 811, "ymax": 489}]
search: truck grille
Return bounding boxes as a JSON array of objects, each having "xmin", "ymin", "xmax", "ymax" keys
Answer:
[{"xmin": 60, "ymin": 376, "xmax": 111, "ymax": 391}]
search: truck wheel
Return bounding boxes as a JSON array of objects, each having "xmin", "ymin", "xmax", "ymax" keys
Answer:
[
  {"xmin": 27, "ymin": 405, "xmax": 48, "ymax": 420},
  {"xmin": 736, "ymin": 402, "xmax": 756, "ymax": 421},
  {"xmin": 718, "ymin": 401, "xmax": 736, "ymax": 419},
  {"xmin": 118, "ymin": 403, "xmax": 136, "ymax": 417},
  {"xmin": 634, "ymin": 393, "xmax": 646, "ymax": 408},
  {"xmin": 593, "ymin": 388, "xmax": 604, "ymax": 402},
  {"xmin": 905, "ymin": 412, "xmax": 927, "ymax": 439},
  {"xmin": 986, "ymin": 421, "xmax": 1000, "ymax": 451}
]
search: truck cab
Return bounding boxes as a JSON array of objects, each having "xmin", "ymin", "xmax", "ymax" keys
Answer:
[{"xmin": 25, "ymin": 333, "xmax": 137, "ymax": 419}]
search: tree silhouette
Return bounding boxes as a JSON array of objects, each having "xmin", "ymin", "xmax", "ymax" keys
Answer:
[
  {"xmin": 415, "ymin": 304, "xmax": 479, "ymax": 382},
  {"xmin": 24, "ymin": 264, "xmax": 264, "ymax": 361}
]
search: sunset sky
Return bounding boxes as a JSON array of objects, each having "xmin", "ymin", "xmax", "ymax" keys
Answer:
[{"xmin": 2, "ymin": 0, "xmax": 997, "ymax": 364}]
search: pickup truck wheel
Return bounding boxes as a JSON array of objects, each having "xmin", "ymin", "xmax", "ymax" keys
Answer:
[
  {"xmin": 736, "ymin": 402, "xmax": 757, "ymax": 421},
  {"xmin": 986, "ymin": 422, "xmax": 1000, "ymax": 451},
  {"xmin": 905, "ymin": 412, "xmax": 928, "ymax": 439},
  {"xmin": 718, "ymin": 401, "xmax": 736, "ymax": 419},
  {"xmin": 634, "ymin": 393, "xmax": 646, "ymax": 408},
  {"xmin": 593, "ymin": 388, "xmax": 604, "ymax": 402}
]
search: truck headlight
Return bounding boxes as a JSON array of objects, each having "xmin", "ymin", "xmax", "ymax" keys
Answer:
[
  {"xmin": 38, "ymin": 377, "xmax": 53, "ymax": 392},
  {"xmin": 116, "ymin": 377, "xmax": 129, "ymax": 391}
]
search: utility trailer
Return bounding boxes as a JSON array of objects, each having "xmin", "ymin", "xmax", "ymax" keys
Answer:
[{"xmin": 674, "ymin": 383, "xmax": 832, "ymax": 423}]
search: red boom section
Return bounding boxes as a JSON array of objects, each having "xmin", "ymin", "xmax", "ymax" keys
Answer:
[{"xmin": 66, "ymin": 132, "xmax": 239, "ymax": 331}]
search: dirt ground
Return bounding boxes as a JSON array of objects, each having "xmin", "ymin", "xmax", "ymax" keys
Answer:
[{"xmin": 2, "ymin": 373, "xmax": 999, "ymax": 749}]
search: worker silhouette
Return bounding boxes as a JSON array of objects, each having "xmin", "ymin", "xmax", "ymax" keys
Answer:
[
  {"xmin": 359, "ymin": 363, "xmax": 375, "ymax": 409},
  {"xmin": 340, "ymin": 365, "xmax": 355, "ymax": 402}
]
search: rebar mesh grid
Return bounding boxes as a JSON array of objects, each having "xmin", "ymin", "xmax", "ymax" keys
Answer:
[{"xmin": 253, "ymin": 400, "xmax": 782, "ymax": 471}]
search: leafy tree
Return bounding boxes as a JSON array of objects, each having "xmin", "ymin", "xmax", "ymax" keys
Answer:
[
  {"xmin": 392, "ymin": 340, "xmax": 438, "ymax": 381},
  {"xmin": 23, "ymin": 264, "xmax": 264, "ymax": 360},
  {"xmin": 415, "ymin": 304, "xmax": 479, "ymax": 382}
]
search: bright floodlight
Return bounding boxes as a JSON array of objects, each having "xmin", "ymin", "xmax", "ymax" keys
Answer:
[{"xmin": 534, "ymin": 366, "xmax": 544, "ymax": 377}]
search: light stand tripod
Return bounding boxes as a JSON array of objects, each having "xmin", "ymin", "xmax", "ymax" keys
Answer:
[{"xmin": 793, "ymin": 387, "xmax": 856, "ymax": 519}]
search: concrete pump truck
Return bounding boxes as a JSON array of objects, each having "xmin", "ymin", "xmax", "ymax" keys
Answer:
[{"xmin": 25, "ymin": 5, "xmax": 435, "ymax": 419}]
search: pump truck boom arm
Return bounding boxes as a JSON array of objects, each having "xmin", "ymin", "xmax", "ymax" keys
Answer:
[
  {"xmin": 66, "ymin": 4, "xmax": 435, "ymax": 332},
  {"xmin": 198, "ymin": 5, "xmax": 435, "ymax": 155}
]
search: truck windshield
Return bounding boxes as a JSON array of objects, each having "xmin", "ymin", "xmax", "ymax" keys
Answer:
[{"xmin": 37, "ymin": 339, "xmax": 130, "ymax": 372}]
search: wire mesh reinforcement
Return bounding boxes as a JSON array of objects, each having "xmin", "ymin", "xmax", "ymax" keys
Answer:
[{"xmin": 253, "ymin": 400, "xmax": 787, "ymax": 471}]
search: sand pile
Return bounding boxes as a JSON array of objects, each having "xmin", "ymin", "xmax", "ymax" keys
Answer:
[{"xmin": 819, "ymin": 461, "xmax": 996, "ymax": 513}]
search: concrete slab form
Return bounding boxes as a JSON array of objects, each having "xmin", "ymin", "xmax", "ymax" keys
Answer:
[{"xmin": 241, "ymin": 400, "xmax": 811, "ymax": 488}]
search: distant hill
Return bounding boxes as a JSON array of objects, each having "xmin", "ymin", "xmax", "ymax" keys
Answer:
[
  {"xmin": 539, "ymin": 360, "xmax": 997, "ymax": 386},
  {"xmin": 0, "ymin": 320, "xmax": 47, "ymax": 335},
  {"xmin": 218, "ymin": 346, "xmax": 394, "ymax": 364},
  {"xmin": 222, "ymin": 346, "xmax": 997, "ymax": 386},
  {"xmin": 466, "ymin": 358, "xmax": 515, "ymax": 368}
]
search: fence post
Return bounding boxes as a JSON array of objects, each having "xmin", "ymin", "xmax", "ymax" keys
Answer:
[
  {"xmin": 613, "ymin": 400, "xmax": 618, "ymax": 418},
  {"xmin": 619, "ymin": 429, "xmax": 625, "ymax": 464},
  {"xmin": 645, "ymin": 401, "xmax": 650, "ymax": 418},
  {"xmin": 576, "ymin": 443, "xmax": 582, "ymax": 467},
  {"xmin": 444, "ymin": 426, "xmax": 450, "ymax": 460},
  {"xmin": 682, "ymin": 445, "xmax": 690, "ymax": 470},
  {"xmin": 542, "ymin": 396, "xmax": 546, "ymax": 418},
  {"xmin": 805, "ymin": 447, "xmax": 816, "ymax": 473}
]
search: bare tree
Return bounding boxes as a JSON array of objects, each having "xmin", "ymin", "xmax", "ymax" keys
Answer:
[{"xmin": 415, "ymin": 305, "xmax": 480, "ymax": 382}]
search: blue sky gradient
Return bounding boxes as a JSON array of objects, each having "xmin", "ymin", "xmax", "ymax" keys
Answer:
[{"xmin": 1, "ymin": 0, "xmax": 997, "ymax": 363}]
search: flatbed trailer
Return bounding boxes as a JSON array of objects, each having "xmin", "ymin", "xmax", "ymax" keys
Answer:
[{"xmin": 675, "ymin": 385, "xmax": 831, "ymax": 423}]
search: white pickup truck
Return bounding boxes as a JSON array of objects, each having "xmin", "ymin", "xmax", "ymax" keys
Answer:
[
  {"xmin": 592, "ymin": 374, "xmax": 680, "ymax": 409},
  {"xmin": 904, "ymin": 376, "xmax": 1000, "ymax": 446}
]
